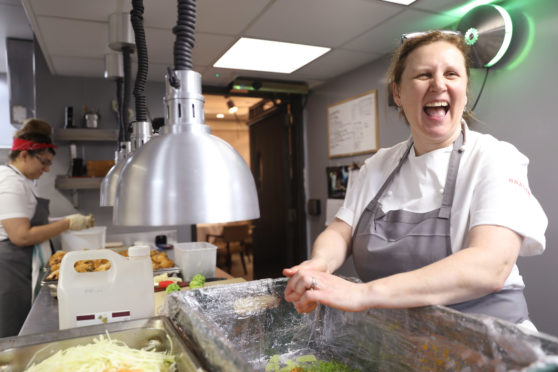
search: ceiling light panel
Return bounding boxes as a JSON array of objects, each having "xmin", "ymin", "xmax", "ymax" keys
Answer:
[
  {"xmin": 381, "ymin": 0, "xmax": 416, "ymax": 5},
  {"xmin": 214, "ymin": 37, "xmax": 330, "ymax": 74}
]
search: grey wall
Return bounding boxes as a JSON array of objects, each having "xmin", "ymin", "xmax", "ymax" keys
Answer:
[
  {"xmin": 33, "ymin": 45, "xmax": 191, "ymax": 243},
  {"xmin": 304, "ymin": 0, "xmax": 558, "ymax": 336}
]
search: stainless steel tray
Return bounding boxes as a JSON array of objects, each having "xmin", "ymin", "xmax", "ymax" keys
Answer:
[
  {"xmin": 41, "ymin": 266, "xmax": 181, "ymax": 286},
  {"xmin": 0, "ymin": 316, "xmax": 205, "ymax": 371},
  {"xmin": 166, "ymin": 278, "xmax": 558, "ymax": 372}
]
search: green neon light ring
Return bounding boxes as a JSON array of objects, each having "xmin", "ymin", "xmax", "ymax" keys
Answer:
[
  {"xmin": 465, "ymin": 28, "xmax": 479, "ymax": 46},
  {"xmin": 506, "ymin": 15, "xmax": 535, "ymax": 70},
  {"xmin": 485, "ymin": 5, "xmax": 513, "ymax": 67}
]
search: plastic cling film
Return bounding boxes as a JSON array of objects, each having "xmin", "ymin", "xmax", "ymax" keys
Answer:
[{"xmin": 164, "ymin": 278, "xmax": 558, "ymax": 372}]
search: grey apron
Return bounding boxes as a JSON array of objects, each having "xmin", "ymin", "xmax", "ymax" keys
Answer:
[
  {"xmin": 352, "ymin": 132, "xmax": 530, "ymax": 324},
  {"xmin": 0, "ymin": 167, "xmax": 50, "ymax": 337}
]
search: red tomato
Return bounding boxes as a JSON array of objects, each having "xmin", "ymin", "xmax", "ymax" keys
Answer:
[{"xmin": 157, "ymin": 280, "xmax": 175, "ymax": 288}]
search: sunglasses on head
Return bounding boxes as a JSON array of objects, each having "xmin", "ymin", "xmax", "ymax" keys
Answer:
[{"xmin": 401, "ymin": 30, "xmax": 461, "ymax": 43}]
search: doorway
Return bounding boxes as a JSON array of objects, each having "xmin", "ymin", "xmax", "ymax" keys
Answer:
[
  {"xmin": 196, "ymin": 93, "xmax": 307, "ymax": 280},
  {"xmin": 248, "ymin": 97, "xmax": 307, "ymax": 279},
  {"xmin": 196, "ymin": 94, "xmax": 261, "ymax": 280}
]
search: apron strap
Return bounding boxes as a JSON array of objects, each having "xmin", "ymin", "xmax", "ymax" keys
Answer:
[
  {"xmin": 352, "ymin": 140, "xmax": 414, "ymax": 239},
  {"xmin": 439, "ymin": 132, "xmax": 465, "ymax": 219},
  {"xmin": 366, "ymin": 140, "xmax": 414, "ymax": 213}
]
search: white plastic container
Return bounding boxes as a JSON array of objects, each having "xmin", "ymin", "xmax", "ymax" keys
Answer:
[
  {"xmin": 61, "ymin": 226, "xmax": 106, "ymax": 251},
  {"xmin": 57, "ymin": 246, "xmax": 154, "ymax": 330},
  {"xmin": 174, "ymin": 242, "xmax": 217, "ymax": 281}
]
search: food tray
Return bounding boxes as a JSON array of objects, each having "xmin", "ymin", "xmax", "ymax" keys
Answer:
[
  {"xmin": 41, "ymin": 267, "xmax": 181, "ymax": 286},
  {"xmin": 40, "ymin": 257, "xmax": 181, "ymax": 286},
  {"xmin": 0, "ymin": 316, "xmax": 205, "ymax": 371},
  {"xmin": 164, "ymin": 278, "xmax": 558, "ymax": 372},
  {"xmin": 40, "ymin": 266, "xmax": 182, "ymax": 299}
]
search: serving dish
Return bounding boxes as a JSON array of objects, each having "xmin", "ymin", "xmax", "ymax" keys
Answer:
[
  {"xmin": 165, "ymin": 278, "xmax": 558, "ymax": 372},
  {"xmin": 0, "ymin": 316, "xmax": 205, "ymax": 371}
]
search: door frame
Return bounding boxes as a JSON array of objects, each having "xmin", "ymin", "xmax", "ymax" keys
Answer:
[{"xmin": 203, "ymin": 84, "xmax": 308, "ymax": 273}]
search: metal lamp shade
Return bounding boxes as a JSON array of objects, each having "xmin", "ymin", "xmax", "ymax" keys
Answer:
[
  {"xmin": 100, "ymin": 142, "xmax": 131, "ymax": 207},
  {"xmin": 113, "ymin": 124, "xmax": 260, "ymax": 226},
  {"xmin": 99, "ymin": 160, "xmax": 125, "ymax": 207}
]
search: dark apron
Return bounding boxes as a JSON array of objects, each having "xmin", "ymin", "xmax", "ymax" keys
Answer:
[
  {"xmin": 0, "ymin": 175, "xmax": 50, "ymax": 337},
  {"xmin": 352, "ymin": 132, "xmax": 530, "ymax": 324}
]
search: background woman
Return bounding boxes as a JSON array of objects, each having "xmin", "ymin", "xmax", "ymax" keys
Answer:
[
  {"xmin": 0, "ymin": 118, "xmax": 94, "ymax": 337},
  {"xmin": 283, "ymin": 31, "xmax": 547, "ymax": 331}
]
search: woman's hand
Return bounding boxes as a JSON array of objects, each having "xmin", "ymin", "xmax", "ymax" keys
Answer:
[
  {"xmin": 284, "ymin": 270, "xmax": 369, "ymax": 313},
  {"xmin": 282, "ymin": 256, "xmax": 329, "ymax": 278},
  {"xmin": 66, "ymin": 213, "xmax": 95, "ymax": 231}
]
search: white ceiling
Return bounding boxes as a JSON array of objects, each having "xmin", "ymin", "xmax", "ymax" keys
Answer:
[{"xmin": 1, "ymin": 0, "xmax": 470, "ymax": 120}]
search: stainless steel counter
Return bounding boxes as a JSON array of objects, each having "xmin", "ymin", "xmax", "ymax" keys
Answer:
[
  {"xmin": 19, "ymin": 285, "xmax": 59, "ymax": 336},
  {"xmin": 19, "ymin": 267, "xmax": 234, "ymax": 336}
]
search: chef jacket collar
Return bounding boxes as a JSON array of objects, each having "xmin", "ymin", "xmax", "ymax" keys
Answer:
[{"xmin": 406, "ymin": 118, "xmax": 469, "ymax": 155}]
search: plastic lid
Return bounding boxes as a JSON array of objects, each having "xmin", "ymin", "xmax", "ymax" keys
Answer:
[
  {"xmin": 128, "ymin": 245, "xmax": 150, "ymax": 257},
  {"xmin": 64, "ymin": 226, "xmax": 106, "ymax": 235}
]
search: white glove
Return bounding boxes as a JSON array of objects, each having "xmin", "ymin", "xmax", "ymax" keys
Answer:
[{"xmin": 66, "ymin": 213, "xmax": 95, "ymax": 231}]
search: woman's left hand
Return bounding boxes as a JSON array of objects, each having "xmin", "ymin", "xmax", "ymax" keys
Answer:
[{"xmin": 284, "ymin": 270, "xmax": 369, "ymax": 313}]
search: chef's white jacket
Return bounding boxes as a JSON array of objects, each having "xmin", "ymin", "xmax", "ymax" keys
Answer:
[
  {"xmin": 337, "ymin": 124, "xmax": 548, "ymax": 291},
  {"xmin": 0, "ymin": 164, "xmax": 39, "ymax": 240}
]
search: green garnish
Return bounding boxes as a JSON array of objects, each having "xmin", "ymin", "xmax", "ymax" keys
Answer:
[
  {"xmin": 189, "ymin": 274, "xmax": 206, "ymax": 289},
  {"xmin": 165, "ymin": 283, "xmax": 181, "ymax": 293},
  {"xmin": 265, "ymin": 354, "xmax": 358, "ymax": 372}
]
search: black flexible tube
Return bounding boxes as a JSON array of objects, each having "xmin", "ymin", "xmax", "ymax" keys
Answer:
[
  {"xmin": 131, "ymin": 0, "xmax": 148, "ymax": 122},
  {"xmin": 121, "ymin": 46, "xmax": 133, "ymax": 141},
  {"xmin": 173, "ymin": 0, "xmax": 196, "ymax": 71},
  {"xmin": 115, "ymin": 77, "xmax": 124, "ymax": 143}
]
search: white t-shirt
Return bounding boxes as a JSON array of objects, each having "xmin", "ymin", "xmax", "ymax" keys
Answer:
[
  {"xmin": 0, "ymin": 164, "xmax": 39, "ymax": 240},
  {"xmin": 336, "ymin": 125, "xmax": 547, "ymax": 290}
]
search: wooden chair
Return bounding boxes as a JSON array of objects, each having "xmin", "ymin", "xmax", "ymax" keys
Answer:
[{"xmin": 207, "ymin": 223, "xmax": 251, "ymax": 275}]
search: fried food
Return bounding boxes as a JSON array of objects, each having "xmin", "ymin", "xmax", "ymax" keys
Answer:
[
  {"xmin": 74, "ymin": 259, "xmax": 95, "ymax": 272},
  {"xmin": 93, "ymin": 259, "xmax": 111, "ymax": 272},
  {"xmin": 118, "ymin": 249, "xmax": 175, "ymax": 270},
  {"xmin": 151, "ymin": 251, "xmax": 174, "ymax": 269},
  {"xmin": 46, "ymin": 252, "xmax": 113, "ymax": 280},
  {"xmin": 46, "ymin": 269, "xmax": 59, "ymax": 280},
  {"xmin": 46, "ymin": 249, "xmax": 175, "ymax": 281},
  {"xmin": 48, "ymin": 250, "xmax": 67, "ymax": 267}
]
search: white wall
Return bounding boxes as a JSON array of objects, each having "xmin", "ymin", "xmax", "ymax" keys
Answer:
[
  {"xmin": 33, "ymin": 44, "xmax": 192, "ymax": 243},
  {"xmin": 0, "ymin": 73, "xmax": 16, "ymax": 148},
  {"xmin": 304, "ymin": 0, "xmax": 558, "ymax": 336}
]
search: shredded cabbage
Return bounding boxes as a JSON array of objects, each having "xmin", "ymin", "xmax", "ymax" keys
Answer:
[{"xmin": 24, "ymin": 334, "xmax": 176, "ymax": 372}]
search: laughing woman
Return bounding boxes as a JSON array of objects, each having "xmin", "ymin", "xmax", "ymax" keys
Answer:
[
  {"xmin": 0, "ymin": 118, "xmax": 94, "ymax": 337},
  {"xmin": 283, "ymin": 31, "xmax": 547, "ymax": 331}
]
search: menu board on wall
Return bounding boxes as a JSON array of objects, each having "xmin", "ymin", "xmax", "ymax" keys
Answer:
[{"xmin": 327, "ymin": 90, "xmax": 378, "ymax": 158}]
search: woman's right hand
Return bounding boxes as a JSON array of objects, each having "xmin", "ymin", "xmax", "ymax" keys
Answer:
[
  {"xmin": 66, "ymin": 213, "xmax": 95, "ymax": 231},
  {"xmin": 282, "ymin": 257, "xmax": 329, "ymax": 313},
  {"xmin": 282, "ymin": 256, "xmax": 329, "ymax": 278}
]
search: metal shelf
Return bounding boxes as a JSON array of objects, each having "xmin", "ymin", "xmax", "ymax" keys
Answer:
[
  {"xmin": 55, "ymin": 176, "xmax": 103, "ymax": 190},
  {"xmin": 53, "ymin": 128, "xmax": 118, "ymax": 142}
]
